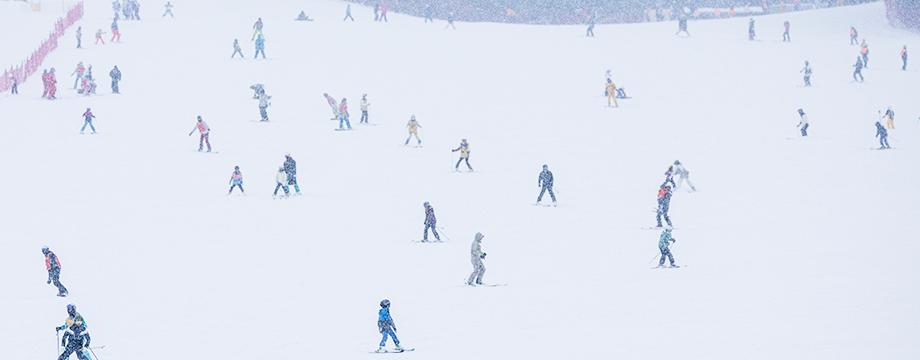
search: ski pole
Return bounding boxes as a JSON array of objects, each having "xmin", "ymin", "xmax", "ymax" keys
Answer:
[
  {"xmin": 89, "ymin": 347, "xmax": 101, "ymax": 360},
  {"xmin": 436, "ymin": 227, "xmax": 451, "ymax": 241},
  {"xmin": 90, "ymin": 346, "xmax": 106, "ymax": 350},
  {"xmin": 56, "ymin": 329, "xmax": 60, "ymax": 358}
]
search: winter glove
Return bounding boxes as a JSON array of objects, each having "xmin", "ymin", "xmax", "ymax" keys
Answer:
[
  {"xmin": 452, "ymin": 149, "xmax": 456, "ymax": 152},
  {"xmin": 480, "ymin": 253, "xmax": 487, "ymax": 259},
  {"xmin": 671, "ymin": 238, "xmax": 677, "ymax": 243},
  {"xmin": 56, "ymin": 326, "xmax": 63, "ymax": 331},
  {"xmin": 48, "ymin": 279, "xmax": 52, "ymax": 284}
]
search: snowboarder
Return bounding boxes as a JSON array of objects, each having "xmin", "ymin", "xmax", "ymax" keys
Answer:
[
  {"xmin": 901, "ymin": 46, "xmax": 908, "ymax": 70},
  {"xmin": 422, "ymin": 201, "xmax": 441, "ymax": 242},
  {"xmin": 360, "ymin": 94, "xmax": 370, "ymax": 123},
  {"xmin": 467, "ymin": 232, "xmax": 486, "ymax": 285},
  {"xmin": 380, "ymin": 1, "xmax": 388, "ymax": 22},
  {"xmin": 188, "ymin": 116, "xmax": 211, "ymax": 152},
  {"xmin": 445, "ymin": 12, "xmax": 456, "ymax": 29},
  {"xmin": 283, "ymin": 153, "xmax": 301, "ymax": 195},
  {"xmin": 42, "ymin": 247, "xmax": 68, "ymax": 296},
  {"xmin": 113, "ymin": 0, "xmax": 120, "ymax": 19},
  {"xmin": 95, "ymin": 29, "xmax": 106, "ymax": 45},
  {"xmin": 656, "ymin": 184, "xmax": 673, "ymax": 228},
  {"xmin": 252, "ymin": 18, "xmax": 263, "ymax": 40},
  {"xmin": 605, "ymin": 79, "xmax": 617, "ymax": 107},
  {"xmin": 76, "ymin": 26, "xmax": 82, "ymax": 48},
  {"xmin": 783, "ymin": 20, "xmax": 790, "ymax": 41},
  {"xmin": 676, "ymin": 14, "xmax": 689, "ymax": 36},
  {"xmin": 424, "ymin": 4, "xmax": 433, "ymax": 23},
  {"xmin": 800, "ymin": 61, "xmax": 811, "ymax": 86},
  {"xmin": 80, "ymin": 108, "xmax": 96, "ymax": 134},
  {"xmin": 163, "ymin": 1, "xmax": 173, "ymax": 17},
  {"xmin": 884, "ymin": 107, "xmax": 894, "ymax": 129},
  {"xmin": 71, "ymin": 62, "xmax": 85, "ymax": 89},
  {"xmin": 797, "ymin": 108, "xmax": 808, "ymax": 136},
  {"xmin": 56, "ymin": 304, "xmax": 86, "ymax": 331},
  {"xmin": 344, "ymin": 4, "xmax": 354, "ymax": 21},
  {"xmin": 656, "ymin": 228, "xmax": 677, "ymax": 268},
  {"xmin": 376, "ymin": 299, "xmax": 404, "ymax": 353},
  {"xmin": 452, "ymin": 139, "xmax": 473, "ymax": 171},
  {"xmin": 586, "ymin": 15, "xmax": 594, "ymax": 36},
  {"xmin": 8, "ymin": 74, "xmax": 16, "ymax": 94},
  {"xmin": 853, "ymin": 56, "xmax": 864, "ymax": 82},
  {"xmin": 875, "ymin": 122, "xmax": 890, "ymax": 149},
  {"xmin": 850, "ymin": 26, "xmax": 858, "ymax": 45},
  {"xmin": 860, "ymin": 39, "xmax": 869, "ymax": 68},
  {"xmin": 45, "ymin": 68, "xmax": 57, "ymax": 99},
  {"xmin": 672, "ymin": 160, "xmax": 696, "ymax": 191},
  {"xmin": 57, "ymin": 322, "xmax": 90, "ymax": 360},
  {"xmin": 748, "ymin": 18, "xmax": 755, "ymax": 40},
  {"xmin": 258, "ymin": 91, "xmax": 271, "ymax": 121},
  {"xmin": 254, "ymin": 34, "xmax": 266, "ymax": 59},
  {"xmin": 228, "ymin": 166, "xmax": 244, "ymax": 194},
  {"xmin": 405, "ymin": 115, "xmax": 421, "ymax": 145},
  {"xmin": 536, "ymin": 164, "xmax": 556, "ymax": 205},
  {"xmin": 662, "ymin": 165, "xmax": 676, "ymax": 188},
  {"xmin": 338, "ymin": 98, "xmax": 352, "ymax": 129},
  {"xmin": 273, "ymin": 167, "xmax": 290, "ymax": 198},
  {"xmin": 324, "ymin": 93, "xmax": 339, "ymax": 120},
  {"xmin": 109, "ymin": 66, "xmax": 121, "ymax": 94},
  {"xmin": 232, "ymin": 39, "xmax": 243, "ymax": 58},
  {"xmin": 111, "ymin": 18, "xmax": 120, "ymax": 42}
]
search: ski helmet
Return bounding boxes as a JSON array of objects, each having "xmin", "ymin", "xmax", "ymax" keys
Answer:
[
  {"xmin": 423, "ymin": 201, "xmax": 430, "ymax": 208},
  {"xmin": 67, "ymin": 304, "xmax": 76, "ymax": 314},
  {"xmin": 543, "ymin": 164, "xmax": 548, "ymax": 170},
  {"xmin": 42, "ymin": 246, "xmax": 49, "ymax": 254},
  {"xmin": 285, "ymin": 153, "xmax": 291, "ymax": 158},
  {"xmin": 411, "ymin": 115, "xmax": 416, "ymax": 120},
  {"xmin": 380, "ymin": 299, "xmax": 390, "ymax": 308}
]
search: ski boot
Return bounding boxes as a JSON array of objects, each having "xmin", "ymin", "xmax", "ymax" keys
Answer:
[
  {"xmin": 394, "ymin": 344, "xmax": 404, "ymax": 352},
  {"xmin": 376, "ymin": 347, "xmax": 385, "ymax": 353}
]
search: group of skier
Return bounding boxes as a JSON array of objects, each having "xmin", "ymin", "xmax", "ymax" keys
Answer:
[
  {"xmin": 112, "ymin": 0, "xmax": 141, "ymax": 20},
  {"xmin": 39, "ymin": 247, "xmax": 94, "ymax": 359}
]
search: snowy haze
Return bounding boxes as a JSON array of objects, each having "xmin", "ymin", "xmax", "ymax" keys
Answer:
[{"xmin": 1, "ymin": 0, "xmax": 919, "ymax": 359}]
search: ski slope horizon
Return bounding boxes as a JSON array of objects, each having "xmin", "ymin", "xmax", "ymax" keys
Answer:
[{"xmin": 2, "ymin": 1, "xmax": 919, "ymax": 359}]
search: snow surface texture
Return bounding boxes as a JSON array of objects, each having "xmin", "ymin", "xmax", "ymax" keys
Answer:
[{"xmin": 2, "ymin": 1, "xmax": 919, "ymax": 359}]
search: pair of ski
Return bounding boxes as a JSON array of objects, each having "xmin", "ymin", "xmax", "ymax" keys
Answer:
[
  {"xmin": 652, "ymin": 264, "xmax": 681, "ymax": 269},
  {"xmin": 411, "ymin": 240, "xmax": 443, "ymax": 243},
  {"xmin": 642, "ymin": 226, "xmax": 674, "ymax": 230},
  {"xmin": 372, "ymin": 348, "xmax": 415, "ymax": 354}
]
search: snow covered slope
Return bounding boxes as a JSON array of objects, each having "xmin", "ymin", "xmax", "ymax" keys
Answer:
[{"xmin": 1, "ymin": 1, "xmax": 918, "ymax": 359}]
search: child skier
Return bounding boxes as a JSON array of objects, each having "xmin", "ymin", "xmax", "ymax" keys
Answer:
[
  {"xmin": 163, "ymin": 1, "xmax": 173, "ymax": 17},
  {"xmin": 405, "ymin": 115, "xmax": 421, "ymax": 145},
  {"xmin": 41, "ymin": 70, "xmax": 49, "ymax": 98},
  {"xmin": 58, "ymin": 322, "xmax": 91, "ymax": 360},
  {"xmin": 853, "ymin": 56, "xmax": 864, "ymax": 82},
  {"xmin": 324, "ymin": 93, "xmax": 339, "ymax": 120},
  {"xmin": 536, "ymin": 164, "xmax": 556, "ymax": 206},
  {"xmin": 446, "ymin": 12, "xmax": 456, "ymax": 29},
  {"xmin": 95, "ymin": 29, "xmax": 106, "ymax": 44},
  {"xmin": 109, "ymin": 66, "xmax": 121, "ymax": 94},
  {"xmin": 376, "ymin": 299, "xmax": 405, "ymax": 353},
  {"xmin": 188, "ymin": 116, "xmax": 211, "ymax": 152},
  {"xmin": 274, "ymin": 167, "xmax": 290, "ymax": 198},
  {"xmin": 605, "ymin": 79, "xmax": 617, "ymax": 107},
  {"xmin": 860, "ymin": 39, "xmax": 869, "ymax": 68},
  {"xmin": 283, "ymin": 153, "xmax": 301, "ymax": 195},
  {"xmin": 228, "ymin": 166, "xmax": 244, "ymax": 194},
  {"xmin": 425, "ymin": 4, "xmax": 433, "ymax": 23},
  {"xmin": 656, "ymin": 228, "xmax": 678, "ymax": 268},
  {"xmin": 676, "ymin": 14, "xmax": 689, "ymax": 36},
  {"xmin": 656, "ymin": 184, "xmax": 673, "ymax": 228},
  {"xmin": 254, "ymin": 34, "xmax": 266, "ymax": 59},
  {"xmin": 81, "ymin": 108, "xmax": 96, "ymax": 134},
  {"xmin": 338, "ymin": 98, "xmax": 352, "ymax": 129},
  {"xmin": 884, "ymin": 107, "xmax": 895, "ymax": 129},
  {"xmin": 45, "ymin": 68, "xmax": 57, "ymax": 100},
  {"xmin": 782, "ymin": 20, "xmax": 790, "ymax": 41},
  {"xmin": 797, "ymin": 108, "xmax": 808, "ymax": 136},
  {"xmin": 452, "ymin": 139, "xmax": 473, "ymax": 171},
  {"xmin": 232, "ymin": 39, "xmax": 243, "ymax": 58},
  {"xmin": 875, "ymin": 122, "xmax": 890, "ymax": 149},
  {"xmin": 258, "ymin": 91, "xmax": 271, "ymax": 122},
  {"xmin": 901, "ymin": 46, "xmax": 908, "ymax": 70},
  {"xmin": 8, "ymin": 74, "xmax": 16, "ymax": 94},
  {"xmin": 42, "ymin": 247, "xmax": 69, "ymax": 296},
  {"xmin": 55, "ymin": 304, "xmax": 86, "ymax": 331},
  {"xmin": 111, "ymin": 18, "xmax": 120, "ymax": 42},
  {"xmin": 672, "ymin": 160, "xmax": 696, "ymax": 191},
  {"xmin": 360, "ymin": 94, "xmax": 370, "ymax": 124},
  {"xmin": 468, "ymin": 232, "xmax": 486, "ymax": 285},
  {"xmin": 800, "ymin": 61, "xmax": 811, "ymax": 86},
  {"xmin": 422, "ymin": 202, "xmax": 441, "ymax": 242},
  {"xmin": 344, "ymin": 4, "xmax": 354, "ymax": 21},
  {"xmin": 71, "ymin": 62, "xmax": 84, "ymax": 89},
  {"xmin": 380, "ymin": 1, "xmax": 388, "ymax": 22}
]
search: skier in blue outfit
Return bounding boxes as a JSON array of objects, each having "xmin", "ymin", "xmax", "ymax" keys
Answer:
[
  {"xmin": 376, "ymin": 299, "xmax": 405, "ymax": 353},
  {"xmin": 81, "ymin": 108, "xmax": 96, "ymax": 134},
  {"xmin": 254, "ymin": 34, "xmax": 265, "ymax": 59},
  {"xmin": 422, "ymin": 202, "xmax": 441, "ymax": 242},
  {"xmin": 657, "ymin": 228, "xmax": 678, "ymax": 268}
]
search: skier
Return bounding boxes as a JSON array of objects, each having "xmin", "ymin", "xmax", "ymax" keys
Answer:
[
  {"xmin": 80, "ymin": 67, "xmax": 97, "ymax": 95},
  {"xmin": 163, "ymin": 1, "xmax": 173, "ymax": 17},
  {"xmin": 42, "ymin": 247, "xmax": 68, "ymax": 296},
  {"xmin": 81, "ymin": 108, "xmax": 96, "ymax": 134},
  {"xmin": 853, "ymin": 56, "xmax": 864, "ymax": 82},
  {"xmin": 95, "ymin": 29, "xmax": 106, "ymax": 45},
  {"xmin": 376, "ymin": 299, "xmax": 404, "ymax": 353},
  {"xmin": 123, "ymin": 0, "xmax": 131, "ymax": 20},
  {"xmin": 850, "ymin": 26, "xmax": 857, "ymax": 45},
  {"xmin": 258, "ymin": 91, "xmax": 271, "ymax": 122},
  {"xmin": 273, "ymin": 167, "xmax": 290, "ymax": 198},
  {"xmin": 360, "ymin": 94, "xmax": 370, "ymax": 124},
  {"xmin": 250, "ymin": 84, "xmax": 265, "ymax": 98},
  {"xmin": 884, "ymin": 107, "xmax": 894, "ymax": 129},
  {"xmin": 283, "ymin": 153, "xmax": 301, "ymax": 195},
  {"xmin": 252, "ymin": 17, "xmax": 263, "ymax": 40},
  {"xmin": 783, "ymin": 20, "xmax": 790, "ymax": 41},
  {"xmin": 676, "ymin": 14, "xmax": 689, "ymax": 36},
  {"xmin": 467, "ymin": 232, "xmax": 486, "ymax": 285},
  {"xmin": 748, "ymin": 18, "xmax": 755, "ymax": 40},
  {"xmin": 536, "ymin": 164, "xmax": 556, "ymax": 206},
  {"xmin": 231, "ymin": 39, "xmax": 243, "ymax": 58},
  {"xmin": 797, "ymin": 108, "xmax": 809, "ymax": 136},
  {"xmin": 860, "ymin": 39, "xmax": 869, "ymax": 68},
  {"xmin": 254, "ymin": 34, "xmax": 266, "ymax": 59},
  {"xmin": 424, "ymin": 4, "xmax": 433, "ymax": 23},
  {"xmin": 338, "ymin": 98, "xmax": 352, "ymax": 129},
  {"xmin": 380, "ymin": 1, "xmax": 388, "ymax": 22},
  {"xmin": 324, "ymin": 93, "xmax": 339, "ymax": 120},
  {"xmin": 605, "ymin": 79, "xmax": 617, "ymax": 107},
  {"xmin": 875, "ymin": 122, "xmax": 890, "ymax": 149},
  {"xmin": 228, "ymin": 166, "xmax": 244, "ymax": 195},
  {"xmin": 111, "ymin": 18, "xmax": 120, "ymax": 42},
  {"xmin": 113, "ymin": 0, "xmax": 120, "ymax": 19},
  {"xmin": 56, "ymin": 304, "xmax": 86, "ymax": 331},
  {"xmin": 109, "ymin": 66, "xmax": 121, "ymax": 94},
  {"xmin": 71, "ymin": 62, "xmax": 85, "ymax": 89},
  {"xmin": 800, "ymin": 61, "xmax": 811, "ymax": 86},
  {"xmin": 585, "ymin": 15, "xmax": 594, "ymax": 36},
  {"xmin": 445, "ymin": 12, "xmax": 456, "ymax": 29},
  {"xmin": 58, "ymin": 322, "xmax": 90, "ymax": 360},
  {"xmin": 422, "ymin": 202, "xmax": 441, "ymax": 242},
  {"xmin": 656, "ymin": 228, "xmax": 678, "ymax": 268},
  {"xmin": 901, "ymin": 46, "xmax": 908, "ymax": 70},
  {"xmin": 405, "ymin": 115, "xmax": 421, "ymax": 146},
  {"xmin": 656, "ymin": 184, "xmax": 673, "ymax": 228},
  {"xmin": 374, "ymin": 3, "xmax": 379, "ymax": 21},
  {"xmin": 8, "ymin": 73, "xmax": 17, "ymax": 94},
  {"xmin": 662, "ymin": 165, "xmax": 676, "ymax": 188},
  {"xmin": 344, "ymin": 4, "xmax": 354, "ymax": 21},
  {"xmin": 45, "ymin": 68, "xmax": 57, "ymax": 99},
  {"xmin": 76, "ymin": 26, "xmax": 82, "ymax": 48},
  {"xmin": 672, "ymin": 160, "xmax": 696, "ymax": 191},
  {"xmin": 452, "ymin": 139, "xmax": 473, "ymax": 172},
  {"xmin": 188, "ymin": 116, "xmax": 212, "ymax": 152}
]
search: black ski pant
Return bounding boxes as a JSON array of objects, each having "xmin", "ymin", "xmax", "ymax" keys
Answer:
[
  {"xmin": 77, "ymin": 39, "xmax": 81, "ymax": 48},
  {"xmin": 361, "ymin": 110, "xmax": 368, "ymax": 123},
  {"xmin": 111, "ymin": 81, "xmax": 119, "ymax": 94},
  {"xmin": 903, "ymin": 58, "xmax": 907, "ymax": 70},
  {"xmin": 804, "ymin": 75, "xmax": 810, "ymax": 86},
  {"xmin": 273, "ymin": 183, "xmax": 289, "ymax": 196},
  {"xmin": 853, "ymin": 69, "xmax": 863, "ymax": 81},
  {"xmin": 58, "ymin": 345, "xmax": 89, "ymax": 360},
  {"xmin": 659, "ymin": 247, "xmax": 675, "ymax": 266},
  {"xmin": 344, "ymin": 14, "xmax": 354, "ymax": 21},
  {"xmin": 229, "ymin": 184, "xmax": 244, "ymax": 193},
  {"xmin": 423, "ymin": 222, "xmax": 440, "ymax": 241},
  {"xmin": 48, "ymin": 268, "xmax": 68, "ymax": 295},
  {"xmin": 851, "ymin": 36, "xmax": 857, "ymax": 45},
  {"xmin": 455, "ymin": 157, "xmax": 471, "ymax": 170},
  {"xmin": 586, "ymin": 26, "xmax": 594, "ymax": 37},
  {"xmin": 11, "ymin": 84, "xmax": 17, "ymax": 94},
  {"xmin": 801, "ymin": 123, "xmax": 809, "ymax": 136},
  {"xmin": 862, "ymin": 54, "xmax": 869, "ymax": 67},
  {"xmin": 259, "ymin": 105, "xmax": 268, "ymax": 121},
  {"xmin": 783, "ymin": 31, "xmax": 790, "ymax": 41},
  {"xmin": 879, "ymin": 136, "xmax": 889, "ymax": 148},
  {"xmin": 537, "ymin": 185, "xmax": 556, "ymax": 203},
  {"xmin": 657, "ymin": 201, "xmax": 672, "ymax": 227}
]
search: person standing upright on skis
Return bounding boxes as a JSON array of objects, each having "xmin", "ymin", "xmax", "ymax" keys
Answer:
[
  {"xmin": 797, "ymin": 109, "xmax": 809, "ymax": 136},
  {"xmin": 283, "ymin": 153, "xmax": 301, "ymax": 195},
  {"xmin": 884, "ymin": 107, "xmax": 895, "ymax": 129},
  {"xmin": 111, "ymin": 18, "xmax": 120, "ymax": 42},
  {"xmin": 748, "ymin": 18, "xmax": 755, "ymax": 40},
  {"xmin": 605, "ymin": 79, "xmax": 617, "ymax": 107},
  {"xmin": 376, "ymin": 299, "xmax": 404, "ymax": 353},
  {"xmin": 42, "ymin": 247, "xmax": 68, "ymax": 296},
  {"xmin": 875, "ymin": 122, "xmax": 890, "ymax": 149},
  {"xmin": 405, "ymin": 115, "xmax": 422, "ymax": 146},
  {"xmin": 467, "ymin": 232, "xmax": 486, "ymax": 285},
  {"xmin": 232, "ymin": 39, "xmax": 243, "ymax": 58},
  {"xmin": 360, "ymin": 94, "xmax": 370, "ymax": 124},
  {"xmin": 71, "ymin": 62, "xmax": 85, "ymax": 89},
  {"xmin": 254, "ymin": 34, "xmax": 266, "ymax": 59},
  {"xmin": 344, "ymin": 4, "xmax": 354, "ymax": 21},
  {"xmin": 452, "ymin": 139, "xmax": 473, "ymax": 172},
  {"xmin": 656, "ymin": 184, "xmax": 673, "ymax": 228},
  {"xmin": 189, "ymin": 116, "xmax": 211, "ymax": 152},
  {"xmin": 338, "ymin": 98, "xmax": 352, "ymax": 129},
  {"xmin": 252, "ymin": 17, "xmax": 263, "ymax": 40},
  {"xmin": 672, "ymin": 160, "xmax": 696, "ymax": 191},
  {"xmin": 656, "ymin": 228, "xmax": 677, "ymax": 268},
  {"xmin": 274, "ymin": 167, "xmax": 290, "ymax": 198},
  {"xmin": 901, "ymin": 46, "xmax": 908, "ymax": 70},
  {"xmin": 800, "ymin": 61, "xmax": 811, "ymax": 86},
  {"xmin": 109, "ymin": 66, "xmax": 121, "ymax": 94},
  {"xmin": 782, "ymin": 20, "xmax": 790, "ymax": 41},
  {"xmin": 536, "ymin": 164, "xmax": 556, "ymax": 206},
  {"xmin": 850, "ymin": 26, "xmax": 858, "ymax": 45},
  {"xmin": 163, "ymin": 1, "xmax": 173, "ymax": 17},
  {"xmin": 421, "ymin": 202, "xmax": 441, "ymax": 242},
  {"xmin": 853, "ymin": 56, "xmax": 864, "ymax": 82},
  {"xmin": 228, "ymin": 166, "xmax": 244, "ymax": 195},
  {"xmin": 860, "ymin": 39, "xmax": 869, "ymax": 68},
  {"xmin": 81, "ymin": 108, "xmax": 96, "ymax": 134},
  {"xmin": 57, "ymin": 322, "xmax": 90, "ymax": 360}
]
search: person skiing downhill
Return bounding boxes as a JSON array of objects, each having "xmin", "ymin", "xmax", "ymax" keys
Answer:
[
  {"xmin": 797, "ymin": 108, "xmax": 809, "ymax": 136},
  {"xmin": 109, "ymin": 66, "xmax": 121, "ymax": 94},
  {"xmin": 748, "ymin": 18, "xmax": 755, "ymax": 40},
  {"xmin": 250, "ymin": 84, "xmax": 265, "ymax": 99},
  {"xmin": 405, "ymin": 116, "xmax": 422, "ymax": 146},
  {"xmin": 8, "ymin": 74, "xmax": 17, "ymax": 94},
  {"xmin": 58, "ymin": 322, "xmax": 91, "ymax": 360},
  {"xmin": 467, "ymin": 232, "xmax": 486, "ymax": 285},
  {"xmin": 853, "ymin": 56, "xmax": 864, "ymax": 82},
  {"xmin": 360, "ymin": 94, "xmax": 370, "ymax": 123},
  {"xmin": 80, "ymin": 108, "xmax": 96, "ymax": 134},
  {"xmin": 42, "ymin": 247, "xmax": 69, "ymax": 296},
  {"xmin": 676, "ymin": 13, "xmax": 689, "ymax": 36},
  {"xmin": 283, "ymin": 153, "xmax": 301, "ymax": 195},
  {"xmin": 76, "ymin": 26, "xmax": 82, "ymax": 48},
  {"xmin": 860, "ymin": 39, "xmax": 869, "ymax": 68},
  {"xmin": 111, "ymin": 18, "xmax": 120, "ymax": 42},
  {"xmin": 228, "ymin": 166, "xmax": 244, "ymax": 195},
  {"xmin": 800, "ymin": 61, "xmax": 811, "ymax": 86},
  {"xmin": 232, "ymin": 39, "xmax": 243, "ymax": 58},
  {"xmin": 274, "ymin": 167, "xmax": 290, "ymax": 198},
  {"xmin": 324, "ymin": 93, "xmax": 339, "ymax": 120},
  {"xmin": 782, "ymin": 20, "xmax": 790, "ymax": 41},
  {"xmin": 585, "ymin": 14, "xmax": 594, "ymax": 36},
  {"xmin": 656, "ymin": 228, "xmax": 678, "ymax": 268},
  {"xmin": 875, "ymin": 121, "xmax": 890, "ymax": 149},
  {"xmin": 44, "ymin": 68, "xmax": 57, "ymax": 99},
  {"xmin": 850, "ymin": 26, "xmax": 858, "ymax": 45},
  {"xmin": 71, "ymin": 62, "xmax": 85, "ymax": 89},
  {"xmin": 422, "ymin": 202, "xmax": 441, "ymax": 242},
  {"xmin": 163, "ymin": 1, "xmax": 173, "ymax": 17},
  {"xmin": 380, "ymin": 1, "xmax": 388, "ymax": 22},
  {"xmin": 338, "ymin": 98, "xmax": 352, "ymax": 129},
  {"xmin": 344, "ymin": 4, "xmax": 354, "ymax": 21},
  {"xmin": 56, "ymin": 303, "xmax": 86, "ymax": 331},
  {"xmin": 901, "ymin": 46, "xmax": 908, "ymax": 70},
  {"xmin": 254, "ymin": 34, "xmax": 266, "ymax": 59},
  {"xmin": 258, "ymin": 91, "xmax": 271, "ymax": 122},
  {"xmin": 424, "ymin": 4, "xmax": 433, "ymax": 23},
  {"xmin": 252, "ymin": 18, "xmax": 263, "ymax": 40},
  {"xmin": 884, "ymin": 107, "xmax": 894, "ymax": 129},
  {"xmin": 672, "ymin": 160, "xmax": 696, "ymax": 191},
  {"xmin": 376, "ymin": 299, "xmax": 405, "ymax": 353},
  {"xmin": 95, "ymin": 29, "xmax": 106, "ymax": 44},
  {"xmin": 656, "ymin": 184, "xmax": 673, "ymax": 228},
  {"xmin": 189, "ymin": 116, "xmax": 212, "ymax": 152},
  {"xmin": 536, "ymin": 164, "xmax": 556, "ymax": 206},
  {"xmin": 452, "ymin": 139, "xmax": 473, "ymax": 171},
  {"xmin": 605, "ymin": 79, "xmax": 617, "ymax": 107},
  {"xmin": 445, "ymin": 12, "xmax": 456, "ymax": 29}
]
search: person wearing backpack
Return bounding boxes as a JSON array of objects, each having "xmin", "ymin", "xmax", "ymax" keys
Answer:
[
  {"xmin": 58, "ymin": 322, "xmax": 91, "ymax": 360},
  {"xmin": 42, "ymin": 247, "xmax": 68, "ymax": 296}
]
